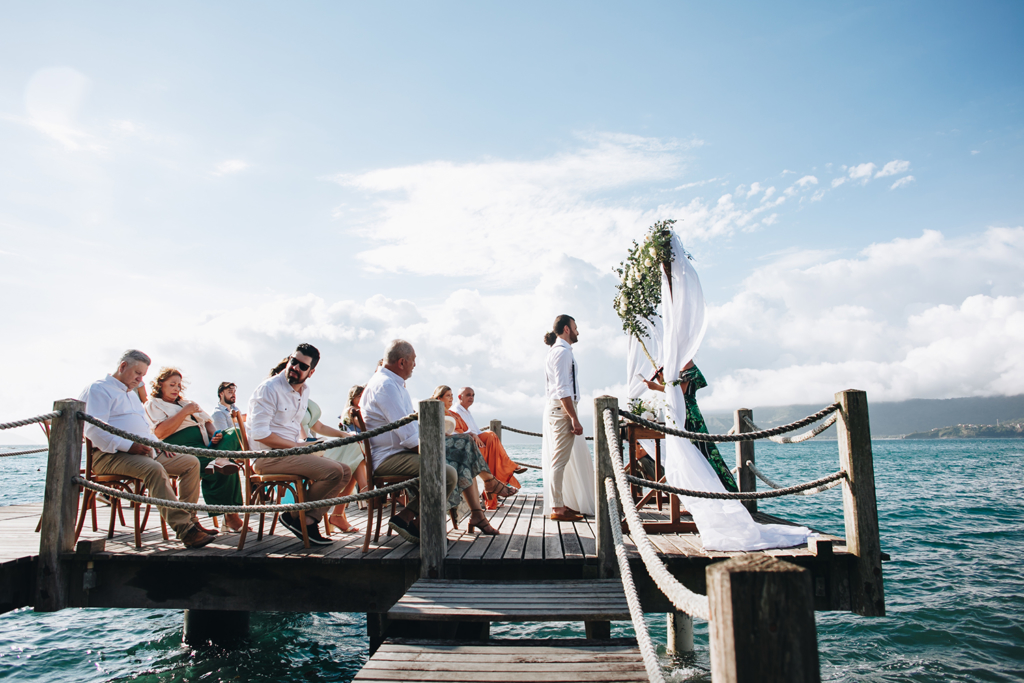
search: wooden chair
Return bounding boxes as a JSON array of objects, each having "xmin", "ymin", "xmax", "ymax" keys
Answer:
[
  {"xmin": 234, "ymin": 411, "xmax": 312, "ymax": 550},
  {"xmin": 360, "ymin": 409, "xmax": 421, "ymax": 553},
  {"xmin": 75, "ymin": 439, "xmax": 160, "ymax": 549}
]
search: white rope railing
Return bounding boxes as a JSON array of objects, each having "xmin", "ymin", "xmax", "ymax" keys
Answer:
[
  {"xmin": 619, "ymin": 403, "xmax": 840, "ymax": 443},
  {"xmin": 744, "ymin": 413, "xmax": 839, "ymax": 444},
  {"xmin": 0, "ymin": 412, "xmax": 60, "ymax": 431},
  {"xmin": 602, "ymin": 409, "xmax": 711, "ymax": 621},
  {"xmin": 501, "ymin": 424, "xmax": 593, "ymax": 441},
  {"xmin": 0, "ymin": 447, "xmax": 49, "ymax": 457},
  {"xmin": 625, "ymin": 470, "xmax": 847, "ymax": 500},
  {"xmin": 603, "ymin": 477, "xmax": 666, "ymax": 683},
  {"xmin": 745, "ymin": 460, "xmax": 844, "ymax": 496}
]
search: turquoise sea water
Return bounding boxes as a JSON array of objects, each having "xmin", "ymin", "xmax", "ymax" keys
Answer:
[{"xmin": 1, "ymin": 439, "xmax": 1022, "ymax": 682}]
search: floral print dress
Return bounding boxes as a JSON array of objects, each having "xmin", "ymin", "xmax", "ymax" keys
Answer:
[{"xmin": 679, "ymin": 365, "xmax": 738, "ymax": 492}]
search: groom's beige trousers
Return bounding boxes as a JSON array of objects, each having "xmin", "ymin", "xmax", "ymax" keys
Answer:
[{"xmin": 546, "ymin": 398, "xmax": 576, "ymax": 509}]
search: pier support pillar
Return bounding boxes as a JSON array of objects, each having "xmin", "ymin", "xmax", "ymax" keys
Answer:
[
  {"xmin": 182, "ymin": 610, "xmax": 249, "ymax": 647},
  {"xmin": 666, "ymin": 612, "xmax": 694, "ymax": 654},
  {"xmin": 734, "ymin": 408, "xmax": 756, "ymax": 514},
  {"xmin": 593, "ymin": 395, "xmax": 619, "ymax": 582},
  {"xmin": 418, "ymin": 399, "xmax": 447, "ymax": 580},
  {"xmin": 489, "ymin": 419, "xmax": 502, "ymax": 442},
  {"xmin": 584, "ymin": 621, "xmax": 611, "ymax": 640}
]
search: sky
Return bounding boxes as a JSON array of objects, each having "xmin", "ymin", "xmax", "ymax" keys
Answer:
[{"xmin": 2, "ymin": 2, "xmax": 1023, "ymax": 444}]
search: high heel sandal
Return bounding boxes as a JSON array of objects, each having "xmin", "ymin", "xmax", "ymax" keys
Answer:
[
  {"xmin": 484, "ymin": 478, "xmax": 518, "ymax": 499},
  {"xmin": 468, "ymin": 511, "xmax": 499, "ymax": 535}
]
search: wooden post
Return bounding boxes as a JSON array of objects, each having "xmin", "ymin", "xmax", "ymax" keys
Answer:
[
  {"xmin": 734, "ymin": 409, "xmax": 756, "ymax": 513},
  {"xmin": 593, "ymin": 395, "xmax": 618, "ymax": 581},
  {"xmin": 707, "ymin": 553, "xmax": 820, "ymax": 683},
  {"xmin": 418, "ymin": 399, "xmax": 446, "ymax": 580},
  {"xmin": 666, "ymin": 612, "xmax": 694, "ymax": 654},
  {"xmin": 835, "ymin": 389, "xmax": 885, "ymax": 617},
  {"xmin": 489, "ymin": 419, "xmax": 502, "ymax": 442},
  {"xmin": 183, "ymin": 610, "xmax": 249, "ymax": 646},
  {"xmin": 35, "ymin": 399, "xmax": 84, "ymax": 613}
]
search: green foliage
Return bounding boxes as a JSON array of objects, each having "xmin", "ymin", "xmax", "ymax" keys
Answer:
[{"xmin": 612, "ymin": 219, "xmax": 676, "ymax": 341}]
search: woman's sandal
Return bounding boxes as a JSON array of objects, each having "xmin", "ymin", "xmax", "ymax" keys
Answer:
[
  {"xmin": 468, "ymin": 511, "xmax": 499, "ymax": 535},
  {"xmin": 484, "ymin": 478, "xmax": 518, "ymax": 499},
  {"xmin": 328, "ymin": 514, "xmax": 359, "ymax": 533}
]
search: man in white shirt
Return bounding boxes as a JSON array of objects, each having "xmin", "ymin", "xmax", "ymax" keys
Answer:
[
  {"xmin": 453, "ymin": 388, "xmax": 482, "ymax": 435},
  {"xmin": 80, "ymin": 350, "xmax": 213, "ymax": 548},
  {"xmin": 360, "ymin": 339, "xmax": 457, "ymax": 543},
  {"xmin": 247, "ymin": 343, "xmax": 351, "ymax": 546},
  {"xmin": 543, "ymin": 315, "xmax": 584, "ymax": 522},
  {"xmin": 211, "ymin": 382, "xmax": 237, "ymax": 433}
]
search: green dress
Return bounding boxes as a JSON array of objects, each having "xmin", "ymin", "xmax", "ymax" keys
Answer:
[
  {"xmin": 679, "ymin": 365, "xmax": 738, "ymax": 492},
  {"xmin": 163, "ymin": 426, "xmax": 244, "ymax": 516},
  {"xmin": 443, "ymin": 434, "xmax": 490, "ymax": 510}
]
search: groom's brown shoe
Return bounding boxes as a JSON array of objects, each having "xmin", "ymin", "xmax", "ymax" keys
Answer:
[{"xmin": 550, "ymin": 511, "xmax": 584, "ymax": 522}]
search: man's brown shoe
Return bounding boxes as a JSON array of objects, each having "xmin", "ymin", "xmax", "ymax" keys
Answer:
[
  {"xmin": 181, "ymin": 525, "xmax": 216, "ymax": 549},
  {"xmin": 193, "ymin": 521, "xmax": 219, "ymax": 536},
  {"xmin": 549, "ymin": 511, "xmax": 584, "ymax": 522}
]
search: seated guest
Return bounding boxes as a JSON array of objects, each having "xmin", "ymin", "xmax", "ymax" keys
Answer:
[
  {"xmin": 247, "ymin": 343, "xmax": 351, "ymax": 546},
  {"xmin": 79, "ymin": 350, "xmax": 213, "ymax": 549},
  {"xmin": 361, "ymin": 340, "xmax": 494, "ymax": 544},
  {"xmin": 211, "ymin": 381, "xmax": 238, "ymax": 433},
  {"xmin": 433, "ymin": 386, "xmax": 518, "ymax": 498},
  {"xmin": 454, "ymin": 386, "xmax": 528, "ymax": 475},
  {"xmin": 340, "ymin": 385, "xmax": 364, "ymax": 433},
  {"xmin": 300, "ymin": 398, "xmax": 368, "ymax": 534},
  {"xmin": 145, "ymin": 368, "xmax": 247, "ymax": 533}
]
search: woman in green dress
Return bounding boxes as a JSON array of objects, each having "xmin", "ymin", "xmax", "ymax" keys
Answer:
[
  {"xmin": 145, "ymin": 368, "xmax": 248, "ymax": 531},
  {"xmin": 643, "ymin": 361, "xmax": 738, "ymax": 492}
]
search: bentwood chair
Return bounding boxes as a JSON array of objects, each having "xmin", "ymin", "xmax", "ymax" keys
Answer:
[
  {"xmin": 360, "ymin": 409, "xmax": 425, "ymax": 553},
  {"xmin": 74, "ymin": 439, "xmax": 157, "ymax": 549},
  {"xmin": 234, "ymin": 411, "xmax": 312, "ymax": 550}
]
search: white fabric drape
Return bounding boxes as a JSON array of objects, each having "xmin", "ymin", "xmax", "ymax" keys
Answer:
[
  {"xmin": 541, "ymin": 408, "xmax": 597, "ymax": 517},
  {"xmin": 660, "ymin": 233, "xmax": 811, "ymax": 551}
]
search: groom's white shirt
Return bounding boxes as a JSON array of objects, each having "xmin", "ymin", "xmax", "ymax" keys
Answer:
[{"xmin": 544, "ymin": 337, "xmax": 578, "ymax": 403}]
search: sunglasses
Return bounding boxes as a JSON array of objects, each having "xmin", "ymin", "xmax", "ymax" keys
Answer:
[{"xmin": 288, "ymin": 357, "xmax": 311, "ymax": 372}]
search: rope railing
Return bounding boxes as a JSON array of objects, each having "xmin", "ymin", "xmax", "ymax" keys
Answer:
[
  {"xmin": 501, "ymin": 424, "xmax": 594, "ymax": 441},
  {"xmin": 625, "ymin": 470, "xmax": 847, "ymax": 500},
  {"xmin": 72, "ymin": 476, "xmax": 419, "ymax": 514},
  {"xmin": 745, "ymin": 460, "xmax": 844, "ymax": 496},
  {"xmin": 0, "ymin": 447, "xmax": 49, "ymax": 458},
  {"xmin": 0, "ymin": 411, "xmax": 61, "ymax": 431},
  {"xmin": 618, "ymin": 403, "xmax": 840, "ymax": 442},
  {"xmin": 602, "ymin": 409, "xmax": 711, "ymax": 621},
  {"xmin": 77, "ymin": 411, "xmax": 418, "ymax": 459},
  {"xmin": 603, "ymin": 477, "xmax": 667, "ymax": 683},
  {"xmin": 744, "ymin": 413, "xmax": 839, "ymax": 444}
]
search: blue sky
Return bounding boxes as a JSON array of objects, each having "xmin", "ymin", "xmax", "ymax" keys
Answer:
[{"xmin": 2, "ymin": 2, "xmax": 1022, "ymax": 443}]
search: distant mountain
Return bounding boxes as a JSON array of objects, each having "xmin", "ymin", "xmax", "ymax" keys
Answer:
[
  {"xmin": 902, "ymin": 419, "xmax": 1024, "ymax": 439},
  {"xmin": 702, "ymin": 394, "xmax": 1024, "ymax": 438}
]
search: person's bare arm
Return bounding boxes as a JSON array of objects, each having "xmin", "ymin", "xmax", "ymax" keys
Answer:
[
  {"xmin": 311, "ymin": 420, "xmax": 345, "ymax": 438},
  {"xmin": 559, "ymin": 396, "xmax": 583, "ymax": 435}
]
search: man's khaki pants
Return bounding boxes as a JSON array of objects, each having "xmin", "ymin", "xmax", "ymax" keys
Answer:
[
  {"xmin": 374, "ymin": 451, "xmax": 457, "ymax": 514},
  {"xmin": 93, "ymin": 449, "xmax": 201, "ymax": 539},
  {"xmin": 546, "ymin": 399, "xmax": 576, "ymax": 510},
  {"xmin": 253, "ymin": 454, "xmax": 351, "ymax": 520}
]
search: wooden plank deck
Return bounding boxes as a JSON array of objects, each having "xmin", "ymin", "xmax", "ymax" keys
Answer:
[{"xmin": 0, "ymin": 494, "xmax": 855, "ymax": 614}]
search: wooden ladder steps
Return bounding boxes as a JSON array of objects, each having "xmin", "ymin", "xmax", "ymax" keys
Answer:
[
  {"xmin": 387, "ymin": 579, "xmax": 630, "ymax": 622},
  {"xmin": 355, "ymin": 639, "xmax": 649, "ymax": 682}
]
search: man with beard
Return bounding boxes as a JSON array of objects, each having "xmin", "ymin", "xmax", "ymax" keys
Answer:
[
  {"xmin": 247, "ymin": 343, "xmax": 351, "ymax": 545},
  {"xmin": 211, "ymin": 381, "xmax": 238, "ymax": 433},
  {"xmin": 543, "ymin": 314, "xmax": 586, "ymax": 521}
]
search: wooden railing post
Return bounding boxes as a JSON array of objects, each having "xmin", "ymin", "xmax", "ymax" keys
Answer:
[
  {"xmin": 707, "ymin": 553, "xmax": 821, "ymax": 683},
  {"xmin": 734, "ymin": 408, "xmax": 756, "ymax": 513},
  {"xmin": 36, "ymin": 399, "xmax": 84, "ymax": 612},
  {"xmin": 488, "ymin": 419, "xmax": 502, "ymax": 443},
  {"xmin": 835, "ymin": 389, "xmax": 885, "ymax": 616},
  {"xmin": 418, "ymin": 399, "xmax": 447, "ymax": 580},
  {"xmin": 593, "ymin": 396, "xmax": 618, "ymax": 581}
]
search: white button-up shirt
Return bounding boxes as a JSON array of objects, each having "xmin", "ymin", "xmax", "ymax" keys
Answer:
[
  {"xmin": 246, "ymin": 372, "xmax": 308, "ymax": 448},
  {"xmin": 360, "ymin": 367, "xmax": 419, "ymax": 469},
  {"xmin": 79, "ymin": 375, "xmax": 154, "ymax": 455},
  {"xmin": 545, "ymin": 337, "xmax": 579, "ymax": 402},
  {"xmin": 453, "ymin": 403, "xmax": 482, "ymax": 435}
]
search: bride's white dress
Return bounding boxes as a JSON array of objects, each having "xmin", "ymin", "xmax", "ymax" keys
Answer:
[{"xmin": 540, "ymin": 408, "xmax": 596, "ymax": 517}]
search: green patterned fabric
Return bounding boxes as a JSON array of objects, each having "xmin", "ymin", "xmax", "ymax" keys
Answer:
[
  {"xmin": 678, "ymin": 365, "xmax": 738, "ymax": 492},
  {"xmin": 443, "ymin": 433, "xmax": 491, "ymax": 510}
]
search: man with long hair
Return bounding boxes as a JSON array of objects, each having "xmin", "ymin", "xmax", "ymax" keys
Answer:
[{"xmin": 543, "ymin": 315, "xmax": 585, "ymax": 522}]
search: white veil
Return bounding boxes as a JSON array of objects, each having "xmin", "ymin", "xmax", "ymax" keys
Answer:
[{"xmin": 658, "ymin": 233, "xmax": 811, "ymax": 551}]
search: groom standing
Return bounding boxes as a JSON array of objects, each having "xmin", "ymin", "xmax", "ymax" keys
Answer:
[{"xmin": 543, "ymin": 314, "xmax": 584, "ymax": 522}]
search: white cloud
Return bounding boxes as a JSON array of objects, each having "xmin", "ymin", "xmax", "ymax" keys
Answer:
[
  {"xmin": 847, "ymin": 162, "xmax": 876, "ymax": 181},
  {"xmin": 875, "ymin": 159, "xmax": 910, "ymax": 178},
  {"xmin": 831, "ymin": 177, "xmax": 846, "ymax": 188},
  {"xmin": 971, "ymin": 150, "xmax": 980, "ymax": 155},
  {"xmin": 795, "ymin": 175, "xmax": 818, "ymax": 187},
  {"xmin": 15, "ymin": 67, "xmax": 102, "ymax": 151},
  {"xmin": 214, "ymin": 159, "xmax": 249, "ymax": 176},
  {"xmin": 746, "ymin": 182, "xmax": 763, "ymax": 198},
  {"xmin": 890, "ymin": 175, "xmax": 915, "ymax": 190}
]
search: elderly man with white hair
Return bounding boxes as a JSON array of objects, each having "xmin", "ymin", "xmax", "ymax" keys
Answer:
[{"xmin": 79, "ymin": 350, "xmax": 213, "ymax": 549}]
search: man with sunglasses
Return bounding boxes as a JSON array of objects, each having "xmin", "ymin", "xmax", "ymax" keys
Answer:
[{"xmin": 247, "ymin": 343, "xmax": 351, "ymax": 545}]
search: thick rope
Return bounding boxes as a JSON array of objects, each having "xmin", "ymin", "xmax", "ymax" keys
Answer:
[
  {"xmin": 0, "ymin": 447, "xmax": 49, "ymax": 457},
  {"xmin": 746, "ymin": 460, "xmax": 844, "ymax": 496},
  {"xmin": 77, "ymin": 411, "xmax": 417, "ymax": 459},
  {"xmin": 0, "ymin": 411, "xmax": 61, "ymax": 431},
  {"xmin": 603, "ymin": 477, "xmax": 667, "ymax": 683},
  {"xmin": 603, "ymin": 410, "xmax": 711, "ymax": 620},
  {"xmin": 72, "ymin": 476, "xmax": 418, "ymax": 514},
  {"xmin": 744, "ymin": 412, "xmax": 839, "ymax": 444},
  {"xmin": 618, "ymin": 403, "xmax": 840, "ymax": 442},
  {"xmin": 625, "ymin": 471, "xmax": 847, "ymax": 500},
  {"xmin": 502, "ymin": 424, "xmax": 593, "ymax": 441}
]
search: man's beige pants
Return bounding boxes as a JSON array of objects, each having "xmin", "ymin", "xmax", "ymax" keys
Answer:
[
  {"xmin": 93, "ymin": 449, "xmax": 201, "ymax": 539},
  {"xmin": 253, "ymin": 454, "xmax": 351, "ymax": 520},
  {"xmin": 374, "ymin": 451, "xmax": 457, "ymax": 514},
  {"xmin": 546, "ymin": 398, "xmax": 576, "ymax": 510}
]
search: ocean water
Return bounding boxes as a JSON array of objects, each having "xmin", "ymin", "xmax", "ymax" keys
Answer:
[{"xmin": 1, "ymin": 439, "xmax": 1022, "ymax": 682}]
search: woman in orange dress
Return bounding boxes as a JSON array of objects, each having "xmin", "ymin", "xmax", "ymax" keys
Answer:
[{"xmin": 432, "ymin": 385, "xmax": 518, "ymax": 498}]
